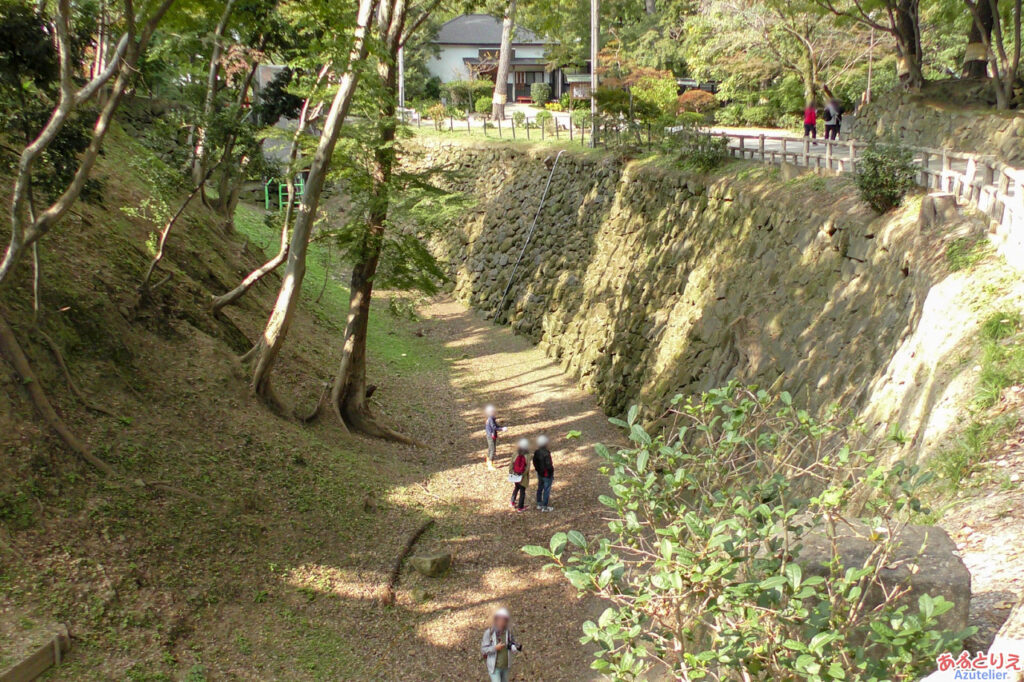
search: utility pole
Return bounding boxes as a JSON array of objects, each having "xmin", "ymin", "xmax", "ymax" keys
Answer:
[{"xmin": 590, "ymin": 0, "xmax": 599, "ymax": 148}]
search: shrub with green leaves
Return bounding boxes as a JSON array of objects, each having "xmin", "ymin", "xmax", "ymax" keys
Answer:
[
  {"xmin": 714, "ymin": 102, "xmax": 744, "ymax": 127},
  {"xmin": 855, "ymin": 142, "xmax": 918, "ymax": 213},
  {"xmin": 531, "ymin": 81, "xmax": 552, "ymax": 105},
  {"xmin": 632, "ymin": 73, "xmax": 678, "ymax": 121},
  {"xmin": 512, "ymin": 110, "xmax": 526, "ymax": 128},
  {"xmin": 571, "ymin": 109, "xmax": 592, "ymax": 131},
  {"xmin": 660, "ymin": 121, "xmax": 729, "ymax": 173},
  {"xmin": 442, "ymin": 79, "xmax": 491, "ymax": 112},
  {"xmin": 426, "ymin": 103, "xmax": 446, "ymax": 131},
  {"xmin": 474, "ymin": 96, "xmax": 492, "ymax": 114},
  {"xmin": 535, "ymin": 109, "xmax": 554, "ymax": 132},
  {"xmin": 524, "ymin": 384, "xmax": 970, "ymax": 681}
]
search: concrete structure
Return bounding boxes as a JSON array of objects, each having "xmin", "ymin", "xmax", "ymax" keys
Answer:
[{"xmin": 427, "ymin": 14, "xmax": 565, "ymax": 102}]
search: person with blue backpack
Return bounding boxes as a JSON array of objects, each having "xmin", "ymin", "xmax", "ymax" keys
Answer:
[{"xmin": 508, "ymin": 438, "xmax": 530, "ymax": 512}]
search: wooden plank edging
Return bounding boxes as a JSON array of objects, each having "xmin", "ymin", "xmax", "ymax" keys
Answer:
[{"xmin": 0, "ymin": 625, "xmax": 71, "ymax": 682}]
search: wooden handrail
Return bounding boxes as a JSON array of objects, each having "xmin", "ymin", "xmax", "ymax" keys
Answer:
[{"xmin": 706, "ymin": 130, "xmax": 1024, "ymax": 245}]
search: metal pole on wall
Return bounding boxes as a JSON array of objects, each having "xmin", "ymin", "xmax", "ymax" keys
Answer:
[
  {"xmin": 398, "ymin": 46, "xmax": 405, "ymax": 110},
  {"xmin": 865, "ymin": 27, "xmax": 874, "ymax": 105},
  {"xmin": 590, "ymin": 0, "xmax": 599, "ymax": 148}
]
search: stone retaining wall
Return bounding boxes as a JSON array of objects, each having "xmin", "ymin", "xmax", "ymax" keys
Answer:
[
  {"xmin": 412, "ymin": 140, "xmax": 988, "ymax": 459},
  {"xmin": 856, "ymin": 90, "xmax": 1024, "ymax": 165}
]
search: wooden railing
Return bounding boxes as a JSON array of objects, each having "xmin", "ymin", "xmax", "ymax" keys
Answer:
[{"xmin": 714, "ymin": 132, "xmax": 1024, "ymax": 262}]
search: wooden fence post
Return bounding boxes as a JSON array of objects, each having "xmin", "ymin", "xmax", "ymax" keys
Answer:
[
  {"xmin": 802, "ymin": 137, "xmax": 810, "ymax": 166},
  {"xmin": 848, "ymin": 139, "xmax": 856, "ymax": 173},
  {"xmin": 825, "ymin": 141, "xmax": 833, "ymax": 171},
  {"xmin": 497, "ymin": 116, "xmax": 502, "ymax": 138},
  {"xmin": 758, "ymin": 134, "xmax": 765, "ymax": 163}
]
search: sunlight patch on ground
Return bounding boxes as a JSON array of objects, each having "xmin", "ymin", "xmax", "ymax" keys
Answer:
[{"xmin": 283, "ymin": 564, "xmax": 383, "ymax": 601}]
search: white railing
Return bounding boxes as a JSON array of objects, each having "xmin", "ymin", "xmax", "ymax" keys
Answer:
[{"xmin": 714, "ymin": 132, "xmax": 1024, "ymax": 264}]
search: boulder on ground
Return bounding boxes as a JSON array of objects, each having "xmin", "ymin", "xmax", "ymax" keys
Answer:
[
  {"xmin": 798, "ymin": 523, "xmax": 971, "ymax": 633},
  {"xmin": 919, "ymin": 192, "xmax": 959, "ymax": 228},
  {"xmin": 780, "ymin": 161, "xmax": 803, "ymax": 181},
  {"xmin": 410, "ymin": 551, "xmax": 452, "ymax": 578}
]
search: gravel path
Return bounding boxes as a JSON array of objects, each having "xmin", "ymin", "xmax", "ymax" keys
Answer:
[{"xmin": 394, "ymin": 297, "xmax": 623, "ymax": 681}]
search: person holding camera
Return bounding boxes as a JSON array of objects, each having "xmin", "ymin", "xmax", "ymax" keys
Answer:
[{"xmin": 481, "ymin": 607, "xmax": 521, "ymax": 682}]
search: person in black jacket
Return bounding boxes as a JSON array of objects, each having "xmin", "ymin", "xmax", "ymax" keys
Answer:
[{"xmin": 532, "ymin": 435, "xmax": 554, "ymax": 512}]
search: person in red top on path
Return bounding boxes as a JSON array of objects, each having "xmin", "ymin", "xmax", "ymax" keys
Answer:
[
  {"xmin": 803, "ymin": 102, "xmax": 818, "ymax": 139},
  {"xmin": 508, "ymin": 438, "xmax": 530, "ymax": 512}
]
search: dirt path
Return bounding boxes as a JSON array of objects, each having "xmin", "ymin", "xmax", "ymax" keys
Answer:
[{"xmin": 393, "ymin": 297, "xmax": 623, "ymax": 681}]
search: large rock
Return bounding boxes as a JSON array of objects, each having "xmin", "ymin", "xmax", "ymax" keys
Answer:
[
  {"xmin": 410, "ymin": 551, "xmax": 452, "ymax": 578},
  {"xmin": 798, "ymin": 523, "xmax": 971, "ymax": 633}
]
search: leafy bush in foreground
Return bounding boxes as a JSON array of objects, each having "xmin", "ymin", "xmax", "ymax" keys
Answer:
[
  {"xmin": 855, "ymin": 142, "xmax": 918, "ymax": 213},
  {"xmin": 524, "ymin": 384, "xmax": 970, "ymax": 681}
]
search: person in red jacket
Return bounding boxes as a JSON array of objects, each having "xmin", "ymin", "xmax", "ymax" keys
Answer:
[{"xmin": 803, "ymin": 102, "xmax": 818, "ymax": 139}]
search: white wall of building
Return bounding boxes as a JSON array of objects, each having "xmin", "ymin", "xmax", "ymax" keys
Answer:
[{"xmin": 427, "ymin": 44, "xmax": 549, "ymax": 83}]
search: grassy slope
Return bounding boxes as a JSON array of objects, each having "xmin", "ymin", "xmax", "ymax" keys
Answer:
[{"xmin": 0, "ymin": 126, "xmax": 450, "ymax": 680}]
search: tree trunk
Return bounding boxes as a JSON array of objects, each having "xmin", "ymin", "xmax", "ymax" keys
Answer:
[
  {"xmin": 0, "ymin": 0, "xmax": 175, "ymax": 289},
  {"xmin": 0, "ymin": 312, "xmax": 114, "ymax": 475},
  {"xmin": 211, "ymin": 67, "xmax": 330, "ymax": 314},
  {"xmin": 964, "ymin": 0, "xmax": 995, "ymax": 78},
  {"xmin": 249, "ymin": 0, "xmax": 376, "ymax": 405},
  {"xmin": 321, "ymin": 0, "xmax": 416, "ymax": 444},
  {"xmin": 491, "ymin": 0, "xmax": 517, "ymax": 120},
  {"xmin": 209, "ymin": 59, "xmax": 259, "ymax": 223},
  {"xmin": 192, "ymin": 0, "xmax": 236, "ymax": 191},
  {"xmin": 894, "ymin": 0, "xmax": 924, "ymax": 89},
  {"xmin": 801, "ymin": 56, "xmax": 817, "ymax": 104}
]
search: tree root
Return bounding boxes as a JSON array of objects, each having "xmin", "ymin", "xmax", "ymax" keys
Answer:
[
  {"xmin": 0, "ymin": 312, "xmax": 115, "ymax": 476},
  {"xmin": 380, "ymin": 518, "xmax": 434, "ymax": 606},
  {"xmin": 343, "ymin": 406, "xmax": 420, "ymax": 446},
  {"xmin": 34, "ymin": 328, "xmax": 118, "ymax": 418},
  {"xmin": 1, "ymin": 314, "xmax": 210, "ymax": 505}
]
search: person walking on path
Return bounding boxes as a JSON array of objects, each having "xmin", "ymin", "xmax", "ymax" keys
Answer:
[
  {"xmin": 508, "ymin": 438, "xmax": 530, "ymax": 512},
  {"xmin": 803, "ymin": 102, "xmax": 818, "ymax": 139},
  {"xmin": 484, "ymin": 404, "xmax": 506, "ymax": 470},
  {"xmin": 481, "ymin": 607, "xmax": 521, "ymax": 682},
  {"xmin": 533, "ymin": 435, "xmax": 554, "ymax": 512},
  {"xmin": 823, "ymin": 99, "xmax": 842, "ymax": 140}
]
